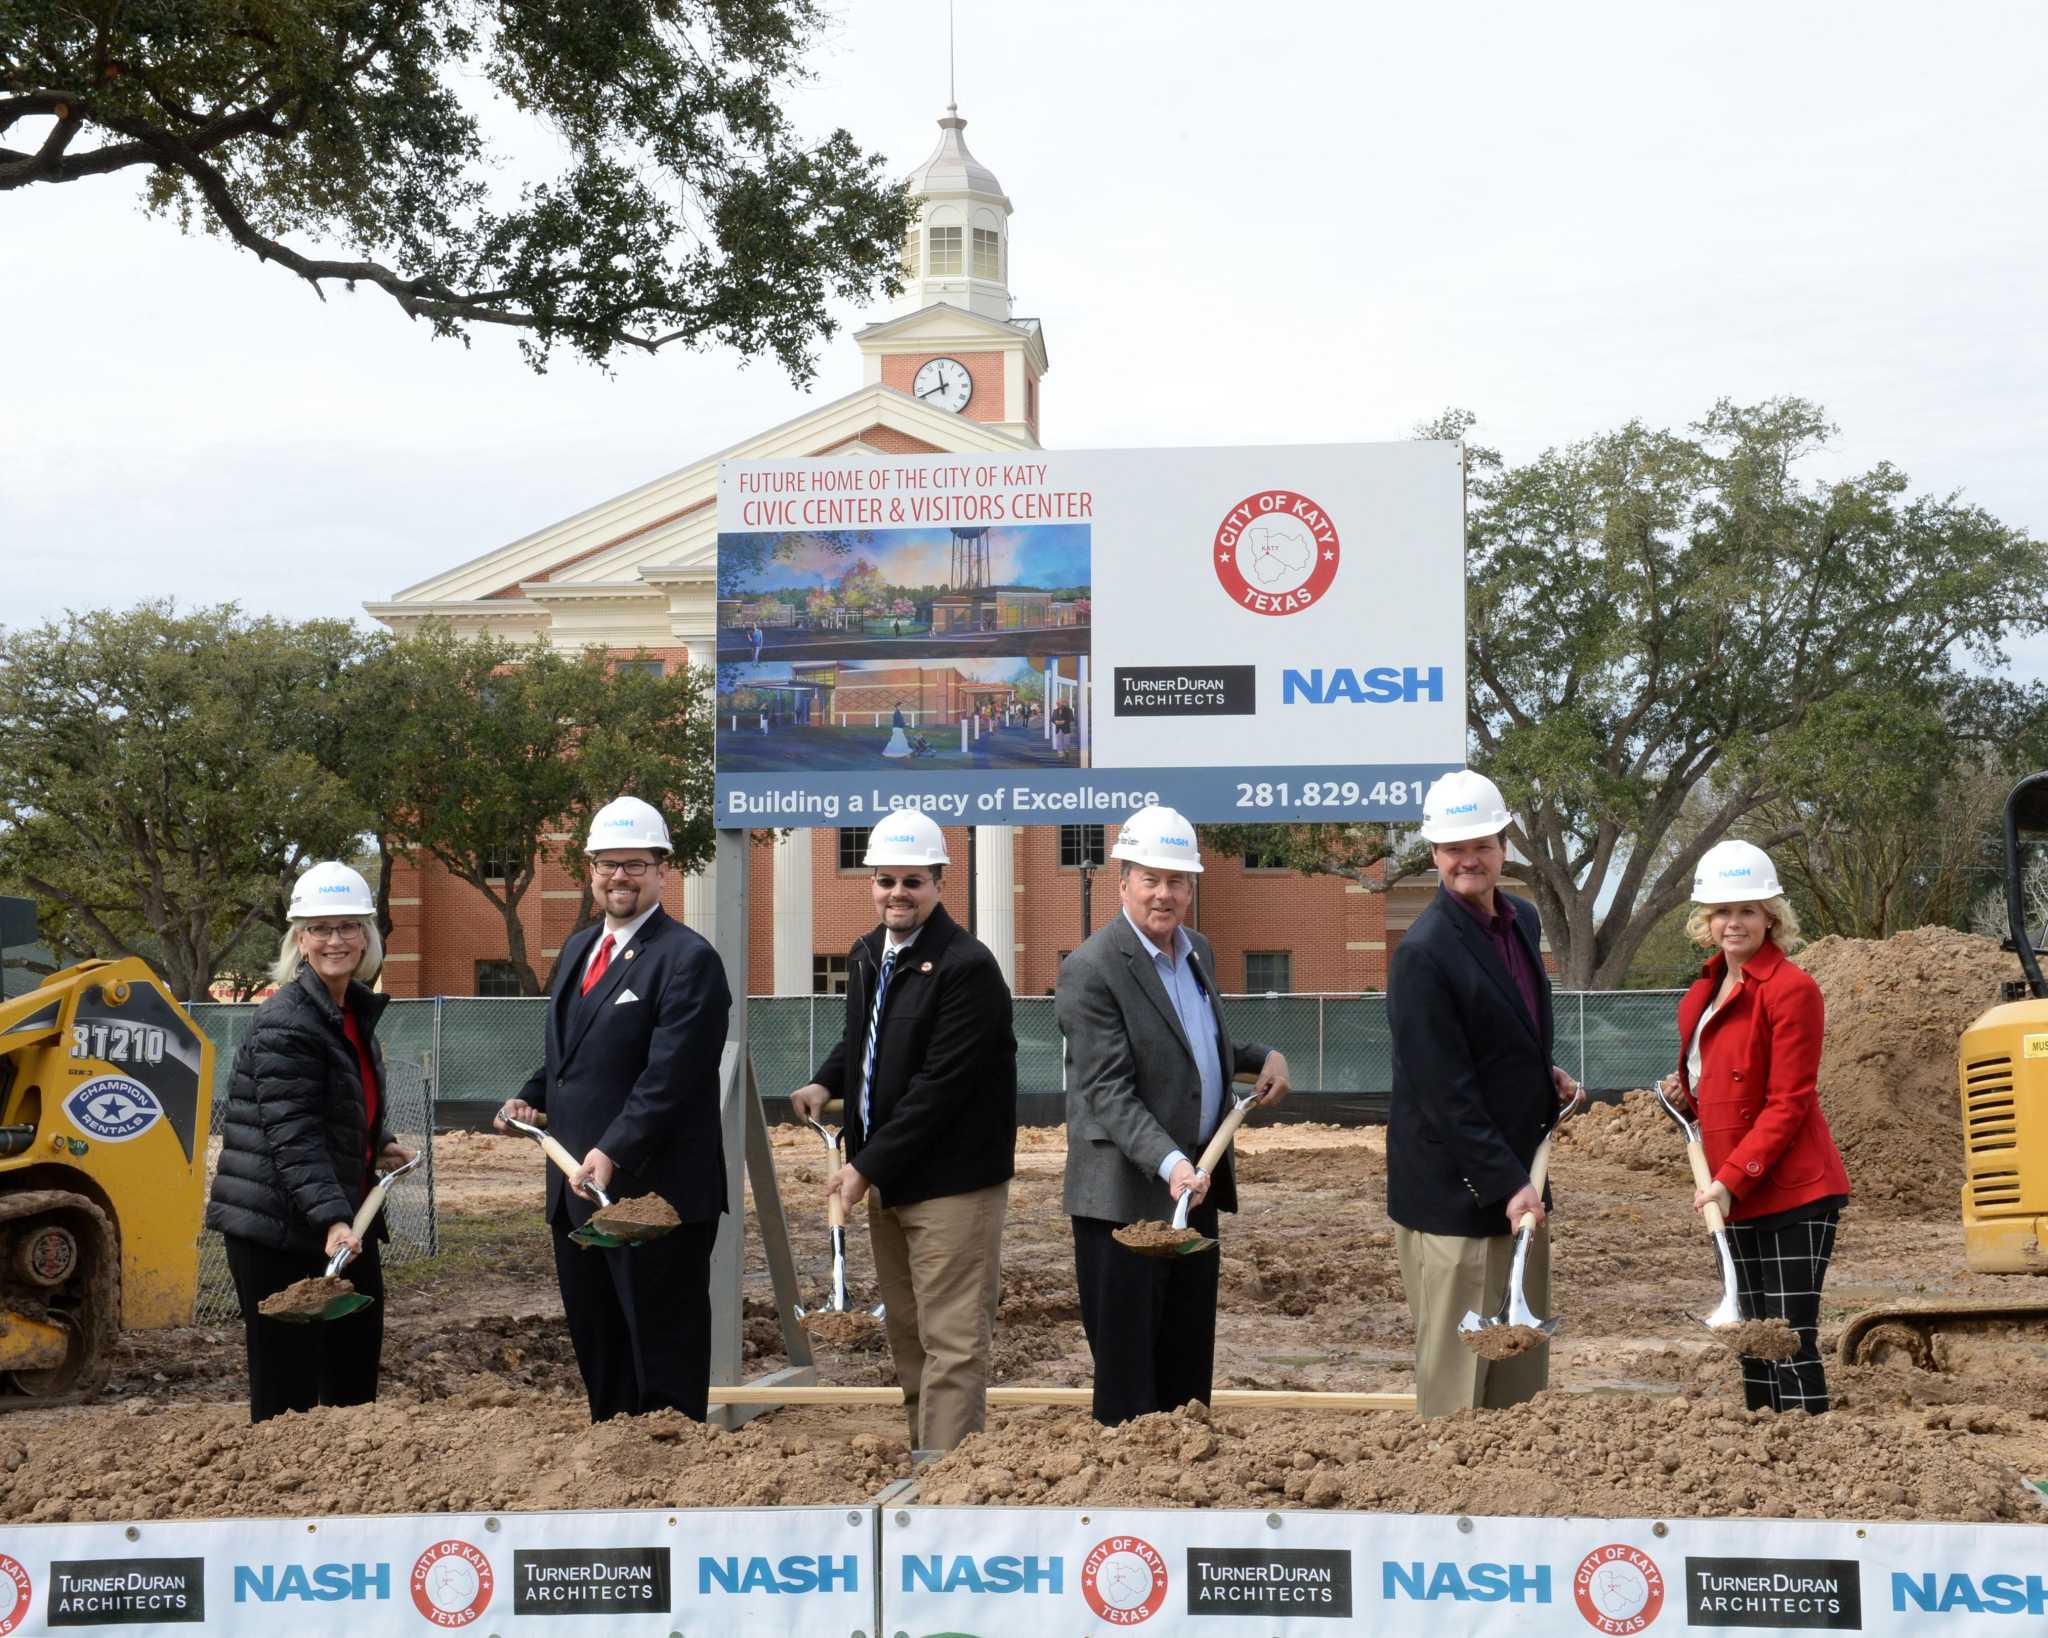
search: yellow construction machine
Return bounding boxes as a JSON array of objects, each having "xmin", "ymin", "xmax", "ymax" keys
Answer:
[
  {"xmin": 0, "ymin": 935, "xmax": 213, "ymax": 1402},
  {"xmin": 1839, "ymin": 772, "xmax": 2048, "ymax": 1364}
]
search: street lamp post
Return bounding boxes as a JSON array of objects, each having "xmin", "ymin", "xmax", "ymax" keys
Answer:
[{"xmin": 1079, "ymin": 861, "xmax": 1094, "ymax": 939}]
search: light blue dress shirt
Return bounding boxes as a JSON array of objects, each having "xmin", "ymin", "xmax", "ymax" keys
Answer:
[{"xmin": 1122, "ymin": 910, "xmax": 1225, "ymax": 1180}]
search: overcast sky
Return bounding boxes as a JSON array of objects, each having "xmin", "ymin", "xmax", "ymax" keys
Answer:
[{"xmin": 4, "ymin": 1, "xmax": 2044, "ymax": 669}]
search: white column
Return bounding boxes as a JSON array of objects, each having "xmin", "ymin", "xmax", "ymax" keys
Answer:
[
  {"xmin": 974, "ymin": 824, "xmax": 1017, "ymax": 989},
  {"xmin": 772, "ymin": 830, "xmax": 813, "ymax": 995}
]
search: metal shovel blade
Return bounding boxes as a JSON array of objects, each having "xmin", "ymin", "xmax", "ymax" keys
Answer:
[
  {"xmin": 1694, "ymin": 1226, "xmax": 1746, "ymax": 1332},
  {"xmin": 1458, "ymin": 1222, "xmax": 1560, "ymax": 1339}
]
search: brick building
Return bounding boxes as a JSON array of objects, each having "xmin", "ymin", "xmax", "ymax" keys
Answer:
[{"xmin": 368, "ymin": 104, "xmax": 1414, "ymax": 1005}]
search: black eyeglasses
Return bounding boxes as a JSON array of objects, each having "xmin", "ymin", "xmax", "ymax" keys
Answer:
[
  {"xmin": 873, "ymin": 874, "xmax": 930, "ymax": 890},
  {"xmin": 591, "ymin": 860, "xmax": 656, "ymax": 879}
]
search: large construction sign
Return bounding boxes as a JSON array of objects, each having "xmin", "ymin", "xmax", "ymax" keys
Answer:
[{"xmin": 714, "ymin": 442, "xmax": 1464, "ymax": 825}]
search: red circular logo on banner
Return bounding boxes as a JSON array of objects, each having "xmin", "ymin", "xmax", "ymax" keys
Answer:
[
  {"xmin": 1082, "ymin": 1535, "xmax": 1168, "ymax": 1625},
  {"xmin": 0, "ymin": 1555, "xmax": 29, "ymax": 1637},
  {"xmin": 1574, "ymin": 1543, "xmax": 1665, "ymax": 1633},
  {"xmin": 410, "ymin": 1540, "xmax": 493, "ymax": 1628},
  {"xmin": 1213, "ymin": 489, "xmax": 1342, "ymax": 615}
]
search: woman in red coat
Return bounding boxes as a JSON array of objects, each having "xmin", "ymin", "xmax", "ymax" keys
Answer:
[{"xmin": 1665, "ymin": 840, "xmax": 1850, "ymax": 1412}]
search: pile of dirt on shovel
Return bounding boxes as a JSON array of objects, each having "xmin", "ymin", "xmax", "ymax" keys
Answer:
[
  {"xmin": 1796, "ymin": 927, "xmax": 2013, "ymax": 1217},
  {"xmin": 915, "ymin": 1394, "xmax": 2034, "ymax": 1522},
  {"xmin": 0, "ymin": 1393, "xmax": 912, "ymax": 1523}
]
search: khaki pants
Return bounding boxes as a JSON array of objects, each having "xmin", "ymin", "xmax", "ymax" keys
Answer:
[
  {"xmin": 1395, "ymin": 1222, "xmax": 1550, "ymax": 1419},
  {"xmin": 868, "ymin": 1180, "xmax": 1008, "ymax": 1451}
]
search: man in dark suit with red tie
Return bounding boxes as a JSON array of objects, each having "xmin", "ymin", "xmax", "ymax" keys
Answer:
[{"xmin": 497, "ymin": 795, "xmax": 731, "ymax": 1422}]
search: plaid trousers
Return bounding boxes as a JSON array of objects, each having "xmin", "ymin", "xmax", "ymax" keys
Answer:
[{"xmin": 1726, "ymin": 1208, "xmax": 1840, "ymax": 1414}]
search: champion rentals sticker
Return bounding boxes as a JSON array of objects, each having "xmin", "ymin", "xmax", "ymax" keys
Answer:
[
  {"xmin": 1575, "ymin": 1543, "xmax": 1666, "ymax": 1633},
  {"xmin": 0, "ymin": 1554, "xmax": 28, "ymax": 1637},
  {"xmin": 1082, "ymin": 1535, "xmax": 1168, "ymax": 1625},
  {"xmin": 1213, "ymin": 489, "xmax": 1341, "ymax": 615},
  {"xmin": 411, "ymin": 1540, "xmax": 494, "ymax": 1628},
  {"xmin": 64, "ymin": 1076, "xmax": 163, "ymax": 1143}
]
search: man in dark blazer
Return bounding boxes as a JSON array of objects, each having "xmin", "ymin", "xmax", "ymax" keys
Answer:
[
  {"xmin": 1058, "ymin": 805, "xmax": 1290, "ymax": 1426},
  {"xmin": 1387, "ymin": 770, "xmax": 1579, "ymax": 1418},
  {"xmin": 791, "ymin": 810, "xmax": 1016, "ymax": 1451},
  {"xmin": 498, "ymin": 795, "xmax": 731, "ymax": 1423}
]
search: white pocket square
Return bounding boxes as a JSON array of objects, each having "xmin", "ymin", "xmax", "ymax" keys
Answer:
[{"xmin": 613, "ymin": 988, "xmax": 639, "ymax": 1006}]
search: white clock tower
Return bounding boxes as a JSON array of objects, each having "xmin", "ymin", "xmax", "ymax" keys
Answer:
[{"xmin": 856, "ymin": 103, "xmax": 1048, "ymax": 446}]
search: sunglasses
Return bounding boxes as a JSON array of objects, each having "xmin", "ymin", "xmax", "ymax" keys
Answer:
[{"xmin": 873, "ymin": 874, "xmax": 931, "ymax": 891}]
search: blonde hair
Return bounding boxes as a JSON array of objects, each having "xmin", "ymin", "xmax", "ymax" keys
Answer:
[
  {"xmin": 1686, "ymin": 895, "xmax": 1803, "ymax": 954},
  {"xmin": 272, "ymin": 917, "xmax": 385, "ymax": 988}
]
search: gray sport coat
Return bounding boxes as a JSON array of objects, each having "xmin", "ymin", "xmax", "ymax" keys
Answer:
[{"xmin": 1058, "ymin": 912, "xmax": 1271, "ymax": 1224}]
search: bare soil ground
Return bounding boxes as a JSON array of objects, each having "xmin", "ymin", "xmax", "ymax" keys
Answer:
[{"xmin": 5, "ymin": 928, "xmax": 2045, "ymax": 1524}]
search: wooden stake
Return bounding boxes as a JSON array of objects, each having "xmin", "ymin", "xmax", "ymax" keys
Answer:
[{"xmin": 707, "ymin": 1385, "xmax": 1416, "ymax": 1412}]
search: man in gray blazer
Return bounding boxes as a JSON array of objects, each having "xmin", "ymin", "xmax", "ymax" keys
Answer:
[{"xmin": 1058, "ymin": 805, "xmax": 1290, "ymax": 1425}]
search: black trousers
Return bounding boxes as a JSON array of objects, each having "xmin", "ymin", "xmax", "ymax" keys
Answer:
[
  {"xmin": 552, "ymin": 1213, "xmax": 717, "ymax": 1423},
  {"xmin": 1072, "ymin": 1207, "xmax": 1220, "ymax": 1427},
  {"xmin": 1727, "ymin": 1209, "xmax": 1840, "ymax": 1414},
  {"xmin": 223, "ymin": 1232, "xmax": 384, "ymax": 1424}
]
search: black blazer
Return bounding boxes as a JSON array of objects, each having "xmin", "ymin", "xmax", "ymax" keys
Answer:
[
  {"xmin": 811, "ymin": 903, "xmax": 1017, "ymax": 1210},
  {"xmin": 1386, "ymin": 888, "xmax": 1557, "ymax": 1237},
  {"xmin": 517, "ymin": 906, "xmax": 732, "ymax": 1228},
  {"xmin": 206, "ymin": 966, "xmax": 396, "ymax": 1255}
]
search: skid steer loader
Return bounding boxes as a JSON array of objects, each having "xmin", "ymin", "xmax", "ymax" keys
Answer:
[
  {"xmin": 1838, "ymin": 773, "xmax": 2048, "ymax": 1364},
  {"xmin": 0, "ymin": 914, "xmax": 212, "ymax": 1403}
]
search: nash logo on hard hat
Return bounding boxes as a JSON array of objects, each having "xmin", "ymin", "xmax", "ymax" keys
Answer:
[
  {"xmin": 1213, "ymin": 490, "xmax": 1341, "ymax": 615},
  {"xmin": 65, "ymin": 1076, "xmax": 164, "ymax": 1143}
]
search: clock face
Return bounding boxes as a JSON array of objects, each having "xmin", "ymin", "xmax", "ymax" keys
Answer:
[{"xmin": 911, "ymin": 356, "xmax": 973, "ymax": 413}]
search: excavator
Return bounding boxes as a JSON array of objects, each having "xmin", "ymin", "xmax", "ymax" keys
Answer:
[
  {"xmin": 1838, "ymin": 772, "xmax": 2048, "ymax": 1364},
  {"xmin": 0, "ymin": 903, "xmax": 212, "ymax": 1402}
]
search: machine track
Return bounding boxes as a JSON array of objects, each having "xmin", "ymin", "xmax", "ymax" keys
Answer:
[
  {"xmin": 1837, "ymin": 1299, "xmax": 2048, "ymax": 1369},
  {"xmin": 0, "ymin": 1190, "xmax": 118, "ymax": 1404}
]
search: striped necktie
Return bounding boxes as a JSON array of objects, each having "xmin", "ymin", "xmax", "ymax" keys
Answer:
[{"xmin": 860, "ymin": 945, "xmax": 898, "ymax": 1138}]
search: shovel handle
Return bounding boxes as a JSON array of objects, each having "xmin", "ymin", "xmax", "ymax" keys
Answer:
[
  {"xmin": 532, "ymin": 1129, "xmax": 585, "ymax": 1185},
  {"xmin": 1684, "ymin": 1137, "xmax": 1729, "ymax": 1233},
  {"xmin": 827, "ymin": 1187, "xmax": 846, "ymax": 1230},
  {"xmin": 1193, "ymin": 1096, "xmax": 1256, "ymax": 1178},
  {"xmin": 1515, "ymin": 1132, "xmax": 1558, "ymax": 1234}
]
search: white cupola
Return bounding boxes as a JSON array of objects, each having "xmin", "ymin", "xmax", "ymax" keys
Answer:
[{"xmin": 896, "ymin": 104, "xmax": 1014, "ymax": 321}]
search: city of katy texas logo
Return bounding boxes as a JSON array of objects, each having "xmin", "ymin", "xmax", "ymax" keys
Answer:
[
  {"xmin": 1214, "ymin": 490, "xmax": 1341, "ymax": 615},
  {"xmin": 0, "ymin": 1554, "xmax": 27, "ymax": 1637},
  {"xmin": 410, "ymin": 1540, "xmax": 493, "ymax": 1628},
  {"xmin": 1575, "ymin": 1544, "xmax": 1665, "ymax": 1634},
  {"xmin": 1082, "ymin": 1535, "xmax": 1168, "ymax": 1625}
]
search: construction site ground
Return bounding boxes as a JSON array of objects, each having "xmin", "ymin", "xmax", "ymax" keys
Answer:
[{"xmin": 4, "ymin": 928, "xmax": 2045, "ymax": 1526}]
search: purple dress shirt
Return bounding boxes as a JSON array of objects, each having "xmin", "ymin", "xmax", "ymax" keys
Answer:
[{"xmin": 1444, "ymin": 887, "xmax": 1542, "ymax": 1030}]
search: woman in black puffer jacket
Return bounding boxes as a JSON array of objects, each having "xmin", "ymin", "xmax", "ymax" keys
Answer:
[{"xmin": 206, "ymin": 862, "xmax": 412, "ymax": 1422}]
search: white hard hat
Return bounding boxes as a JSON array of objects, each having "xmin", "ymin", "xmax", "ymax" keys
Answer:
[
  {"xmin": 288, "ymin": 861, "xmax": 376, "ymax": 919},
  {"xmin": 586, "ymin": 795, "xmax": 673, "ymax": 855},
  {"xmin": 1419, "ymin": 770, "xmax": 1512, "ymax": 844},
  {"xmin": 865, "ymin": 810, "xmax": 949, "ymax": 867},
  {"xmin": 1692, "ymin": 840, "xmax": 1783, "ymax": 904},
  {"xmin": 1110, "ymin": 805, "xmax": 1204, "ymax": 874}
]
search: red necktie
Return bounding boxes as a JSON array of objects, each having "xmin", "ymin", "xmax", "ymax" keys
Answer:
[{"xmin": 581, "ymin": 933, "xmax": 614, "ymax": 995}]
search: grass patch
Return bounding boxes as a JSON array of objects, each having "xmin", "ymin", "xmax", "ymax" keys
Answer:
[{"xmin": 387, "ymin": 1210, "xmax": 551, "ymax": 1290}]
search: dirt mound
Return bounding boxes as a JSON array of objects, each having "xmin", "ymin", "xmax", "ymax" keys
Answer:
[
  {"xmin": 1796, "ymin": 927, "xmax": 2011, "ymax": 1217},
  {"xmin": 0, "ymin": 1396, "xmax": 912, "ymax": 1523},
  {"xmin": 916, "ymin": 1395, "xmax": 2033, "ymax": 1521},
  {"xmin": 1557, "ymin": 1092, "xmax": 1673, "ymax": 1172}
]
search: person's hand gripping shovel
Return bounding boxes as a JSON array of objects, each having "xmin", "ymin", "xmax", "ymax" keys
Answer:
[
  {"xmin": 1652, "ymin": 1076, "xmax": 1800, "ymax": 1360},
  {"xmin": 262, "ymin": 1152, "xmax": 426, "ymax": 1324},
  {"xmin": 1459, "ymin": 1088, "xmax": 1584, "ymax": 1358},
  {"xmin": 794, "ymin": 1102, "xmax": 885, "ymax": 1343},
  {"xmin": 1115, "ymin": 1090, "xmax": 1259, "ymax": 1258},
  {"xmin": 502, "ymin": 1115, "xmax": 678, "ymax": 1249}
]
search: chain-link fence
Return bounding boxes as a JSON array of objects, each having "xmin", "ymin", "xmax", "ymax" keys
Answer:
[{"xmin": 186, "ymin": 1012, "xmax": 440, "ymax": 1324}]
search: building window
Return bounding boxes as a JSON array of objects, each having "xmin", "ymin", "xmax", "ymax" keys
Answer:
[
  {"xmin": 1242, "ymin": 847, "xmax": 1290, "ymax": 872},
  {"xmin": 972, "ymin": 226, "xmax": 1001, "ymax": 279},
  {"xmin": 928, "ymin": 225, "xmax": 962, "ymax": 276},
  {"xmin": 483, "ymin": 841, "xmax": 519, "ymax": 881},
  {"xmin": 837, "ymin": 826, "xmax": 873, "ymax": 871},
  {"xmin": 614, "ymin": 658, "xmax": 664, "ymax": 678},
  {"xmin": 813, "ymin": 953, "xmax": 850, "ymax": 995},
  {"xmin": 1059, "ymin": 824, "xmax": 1106, "ymax": 868},
  {"xmin": 474, "ymin": 960, "xmax": 523, "ymax": 997},
  {"xmin": 901, "ymin": 225, "xmax": 920, "ymax": 278},
  {"xmin": 1245, "ymin": 951, "xmax": 1292, "ymax": 993}
]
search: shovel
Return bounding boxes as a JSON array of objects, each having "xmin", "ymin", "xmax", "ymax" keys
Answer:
[
  {"xmin": 1118, "ymin": 1090, "xmax": 1259, "ymax": 1259},
  {"xmin": 503, "ymin": 1115, "xmax": 676, "ymax": 1249},
  {"xmin": 1458, "ymin": 1090, "xmax": 1584, "ymax": 1346},
  {"xmin": 794, "ymin": 1114, "xmax": 884, "ymax": 1327},
  {"xmin": 272, "ymin": 1151, "xmax": 425, "ymax": 1324},
  {"xmin": 1651, "ymin": 1078, "xmax": 1745, "ymax": 1331}
]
